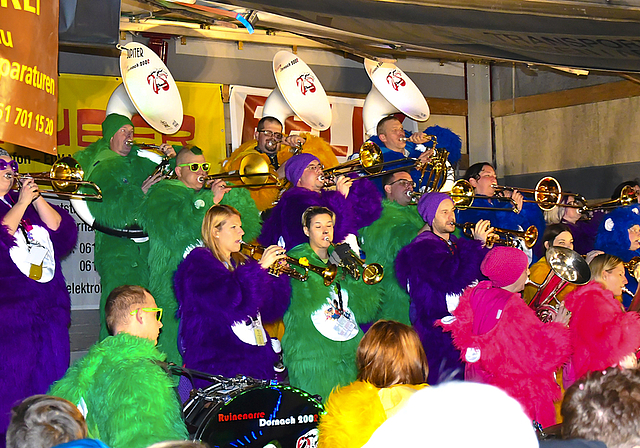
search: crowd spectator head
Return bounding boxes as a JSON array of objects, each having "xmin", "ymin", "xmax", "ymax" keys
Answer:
[
  {"xmin": 356, "ymin": 320, "xmax": 428, "ymax": 388},
  {"xmin": 562, "ymin": 367, "xmax": 640, "ymax": 448},
  {"xmin": 6, "ymin": 395, "xmax": 87, "ymax": 448}
]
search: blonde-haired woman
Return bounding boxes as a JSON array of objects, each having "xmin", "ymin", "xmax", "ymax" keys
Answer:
[
  {"xmin": 318, "ymin": 320, "xmax": 428, "ymax": 448},
  {"xmin": 564, "ymin": 253, "xmax": 640, "ymax": 387},
  {"xmin": 174, "ymin": 205, "xmax": 291, "ymax": 383}
]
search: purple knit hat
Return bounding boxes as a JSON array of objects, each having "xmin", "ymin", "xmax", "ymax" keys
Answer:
[
  {"xmin": 417, "ymin": 192, "xmax": 451, "ymax": 226},
  {"xmin": 285, "ymin": 153, "xmax": 320, "ymax": 186},
  {"xmin": 481, "ymin": 246, "xmax": 529, "ymax": 287}
]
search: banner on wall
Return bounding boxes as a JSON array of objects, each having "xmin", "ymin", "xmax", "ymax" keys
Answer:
[
  {"xmin": 229, "ymin": 85, "xmax": 366, "ymax": 162},
  {"xmin": 0, "ymin": 0, "xmax": 58, "ymax": 154}
]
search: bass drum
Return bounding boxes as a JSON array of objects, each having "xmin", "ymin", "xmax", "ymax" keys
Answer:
[{"xmin": 184, "ymin": 382, "xmax": 323, "ymax": 448}]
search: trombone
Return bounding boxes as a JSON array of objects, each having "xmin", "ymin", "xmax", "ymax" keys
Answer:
[
  {"xmin": 240, "ymin": 241, "xmax": 337, "ymax": 286},
  {"xmin": 202, "ymin": 154, "xmax": 286, "ymax": 189},
  {"xmin": 571, "ymin": 185, "xmax": 637, "ymax": 214},
  {"xmin": 492, "ymin": 177, "xmax": 569, "ymax": 212},
  {"xmin": 455, "ymin": 222, "xmax": 538, "ymax": 249},
  {"xmin": 11, "ymin": 157, "xmax": 102, "ymax": 200},
  {"xmin": 449, "ymin": 179, "xmax": 518, "ymax": 212}
]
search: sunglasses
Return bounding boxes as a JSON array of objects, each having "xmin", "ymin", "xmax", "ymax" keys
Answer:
[
  {"xmin": 178, "ymin": 162, "xmax": 210, "ymax": 172},
  {"xmin": 130, "ymin": 307, "xmax": 163, "ymax": 322},
  {"xmin": 0, "ymin": 160, "xmax": 19, "ymax": 172}
]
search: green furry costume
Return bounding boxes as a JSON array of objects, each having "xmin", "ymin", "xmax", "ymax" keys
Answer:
[
  {"xmin": 48, "ymin": 333, "xmax": 188, "ymax": 448},
  {"xmin": 74, "ymin": 131, "xmax": 158, "ymax": 341},
  {"xmin": 283, "ymin": 243, "xmax": 380, "ymax": 401},
  {"xmin": 359, "ymin": 199, "xmax": 424, "ymax": 325},
  {"xmin": 138, "ymin": 180, "xmax": 261, "ymax": 364}
]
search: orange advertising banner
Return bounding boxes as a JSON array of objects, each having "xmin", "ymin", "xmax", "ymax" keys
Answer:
[{"xmin": 0, "ymin": 0, "xmax": 58, "ymax": 154}]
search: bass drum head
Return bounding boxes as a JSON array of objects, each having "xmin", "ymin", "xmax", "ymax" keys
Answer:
[{"xmin": 188, "ymin": 384, "xmax": 323, "ymax": 448}]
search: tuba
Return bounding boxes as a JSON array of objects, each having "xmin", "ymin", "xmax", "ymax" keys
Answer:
[
  {"xmin": 455, "ymin": 222, "xmax": 538, "ymax": 249},
  {"xmin": 240, "ymin": 242, "xmax": 337, "ymax": 286},
  {"xmin": 527, "ymin": 246, "xmax": 591, "ymax": 322}
]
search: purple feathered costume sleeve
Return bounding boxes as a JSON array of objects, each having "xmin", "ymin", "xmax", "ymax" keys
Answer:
[
  {"xmin": 395, "ymin": 233, "xmax": 486, "ymax": 384},
  {"xmin": 174, "ymin": 247, "xmax": 291, "ymax": 382},
  {"xmin": 259, "ymin": 187, "xmax": 357, "ymax": 249},
  {"xmin": 345, "ymin": 178, "xmax": 382, "ymax": 231}
]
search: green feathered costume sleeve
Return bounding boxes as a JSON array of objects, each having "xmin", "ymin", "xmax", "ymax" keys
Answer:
[
  {"xmin": 49, "ymin": 333, "xmax": 188, "ymax": 448},
  {"xmin": 282, "ymin": 244, "xmax": 380, "ymax": 401},
  {"xmin": 359, "ymin": 200, "xmax": 425, "ymax": 325},
  {"xmin": 137, "ymin": 181, "xmax": 261, "ymax": 364}
]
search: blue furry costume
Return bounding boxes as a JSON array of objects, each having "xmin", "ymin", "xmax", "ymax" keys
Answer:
[
  {"xmin": 74, "ymin": 115, "xmax": 158, "ymax": 340},
  {"xmin": 595, "ymin": 205, "xmax": 640, "ymax": 308},
  {"xmin": 138, "ymin": 180, "xmax": 261, "ymax": 365},
  {"xmin": 49, "ymin": 333, "xmax": 188, "ymax": 448},
  {"xmin": 259, "ymin": 180, "xmax": 382, "ymax": 249},
  {"xmin": 174, "ymin": 247, "xmax": 290, "ymax": 383},
  {"xmin": 359, "ymin": 199, "xmax": 424, "ymax": 324},
  {"xmin": 395, "ymin": 231, "xmax": 487, "ymax": 384},
  {"xmin": 0, "ymin": 192, "xmax": 77, "ymax": 443},
  {"xmin": 283, "ymin": 243, "xmax": 380, "ymax": 401},
  {"xmin": 368, "ymin": 125, "xmax": 463, "ymax": 195}
]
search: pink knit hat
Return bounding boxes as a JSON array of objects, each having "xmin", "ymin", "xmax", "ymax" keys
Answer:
[{"xmin": 480, "ymin": 246, "xmax": 528, "ymax": 287}]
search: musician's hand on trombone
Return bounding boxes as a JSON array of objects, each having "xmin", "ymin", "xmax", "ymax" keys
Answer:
[
  {"xmin": 17, "ymin": 177, "xmax": 41, "ymax": 205},
  {"xmin": 335, "ymin": 175, "xmax": 353, "ymax": 198},
  {"xmin": 157, "ymin": 143, "xmax": 176, "ymax": 158},
  {"xmin": 258, "ymin": 245, "xmax": 287, "ymax": 270},
  {"xmin": 141, "ymin": 171, "xmax": 165, "ymax": 194},
  {"xmin": 471, "ymin": 219, "xmax": 494, "ymax": 248},
  {"xmin": 210, "ymin": 178, "xmax": 231, "ymax": 205},
  {"xmin": 502, "ymin": 189, "xmax": 523, "ymax": 214}
]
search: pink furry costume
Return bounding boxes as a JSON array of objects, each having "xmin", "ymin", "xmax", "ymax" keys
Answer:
[
  {"xmin": 564, "ymin": 281, "xmax": 640, "ymax": 384},
  {"xmin": 438, "ymin": 247, "xmax": 571, "ymax": 428},
  {"xmin": 0, "ymin": 191, "xmax": 78, "ymax": 442}
]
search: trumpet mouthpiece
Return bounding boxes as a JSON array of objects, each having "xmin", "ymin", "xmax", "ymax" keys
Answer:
[
  {"xmin": 197, "ymin": 176, "xmax": 205, "ymax": 183},
  {"xmin": 125, "ymin": 140, "xmax": 134, "ymax": 147}
]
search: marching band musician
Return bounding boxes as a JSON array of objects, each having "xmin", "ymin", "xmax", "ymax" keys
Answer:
[
  {"xmin": 438, "ymin": 246, "xmax": 571, "ymax": 428},
  {"xmin": 0, "ymin": 149, "xmax": 78, "ymax": 442},
  {"xmin": 395, "ymin": 192, "xmax": 492, "ymax": 384},
  {"xmin": 221, "ymin": 116, "xmax": 339, "ymax": 211},
  {"xmin": 563, "ymin": 254, "xmax": 640, "ymax": 388},
  {"xmin": 137, "ymin": 145, "xmax": 261, "ymax": 365},
  {"xmin": 259, "ymin": 153, "xmax": 382, "ymax": 250},
  {"xmin": 282, "ymin": 206, "xmax": 380, "ymax": 401},
  {"xmin": 173, "ymin": 205, "xmax": 291, "ymax": 384},
  {"xmin": 73, "ymin": 113, "xmax": 176, "ymax": 340},
  {"xmin": 359, "ymin": 170, "xmax": 424, "ymax": 325},
  {"xmin": 595, "ymin": 205, "xmax": 640, "ymax": 308}
]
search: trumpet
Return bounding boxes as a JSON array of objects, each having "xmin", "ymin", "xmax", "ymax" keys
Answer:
[
  {"xmin": 240, "ymin": 242, "xmax": 337, "ymax": 286},
  {"xmin": 125, "ymin": 141, "xmax": 176, "ymax": 178},
  {"xmin": 125, "ymin": 140, "xmax": 165, "ymax": 151},
  {"xmin": 455, "ymin": 222, "xmax": 538, "ymax": 249},
  {"xmin": 9, "ymin": 157, "xmax": 102, "ymax": 200},
  {"xmin": 329, "ymin": 242, "xmax": 384, "ymax": 285}
]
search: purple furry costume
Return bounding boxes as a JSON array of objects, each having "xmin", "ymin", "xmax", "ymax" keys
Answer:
[
  {"xmin": 395, "ymin": 231, "xmax": 487, "ymax": 384},
  {"xmin": 258, "ymin": 179, "xmax": 382, "ymax": 249},
  {"xmin": 174, "ymin": 247, "xmax": 291, "ymax": 384},
  {"xmin": 0, "ymin": 191, "xmax": 77, "ymax": 442}
]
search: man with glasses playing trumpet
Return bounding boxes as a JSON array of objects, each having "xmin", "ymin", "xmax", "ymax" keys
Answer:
[
  {"xmin": 138, "ymin": 145, "xmax": 261, "ymax": 365},
  {"xmin": 359, "ymin": 170, "xmax": 424, "ymax": 325},
  {"xmin": 221, "ymin": 116, "xmax": 338, "ymax": 211},
  {"xmin": 396, "ymin": 192, "xmax": 493, "ymax": 384},
  {"xmin": 74, "ymin": 113, "xmax": 177, "ymax": 341}
]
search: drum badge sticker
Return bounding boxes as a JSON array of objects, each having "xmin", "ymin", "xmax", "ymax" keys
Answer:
[
  {"xmin": 296, "ymin": 73, "xmax": 316, "ymax": 95},
  {"xmin": 386, "ymin": 69, "xmax": 407, "ymax": 91},
  {"xmin": 147, "ymin": 69, "xmax": 171, "ymax": 94},
  {"xmin": 296, "ymin": 428, "xmax": 319, "ymax": 448}
]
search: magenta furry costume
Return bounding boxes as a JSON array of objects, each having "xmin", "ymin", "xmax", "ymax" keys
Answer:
[
  {"xmin": 438, "ymin": 281, "xmax": 571, "ymax": 428},
  {"xmin": 395, "ymin": 231, "xmax": 487, "ymax": 384},
  {"xmin": 174, "ymin": 247, "xmax": 291, "ymax": 384},
  {"xmin": 258, "ymin": 179, "xmax": 381, "ymax": 249},
  {"xmin": 564, "ymin": 282, "xmax": 640, "ymax": 384},
  {"xmin": 0, "ymin": 191, "xmax": 78, "ymax": 441}
]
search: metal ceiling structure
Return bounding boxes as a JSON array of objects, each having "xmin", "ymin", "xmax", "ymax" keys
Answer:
[{"xmin": 120, "ymin": 0, "xmax": 640, "ymax": 73}]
